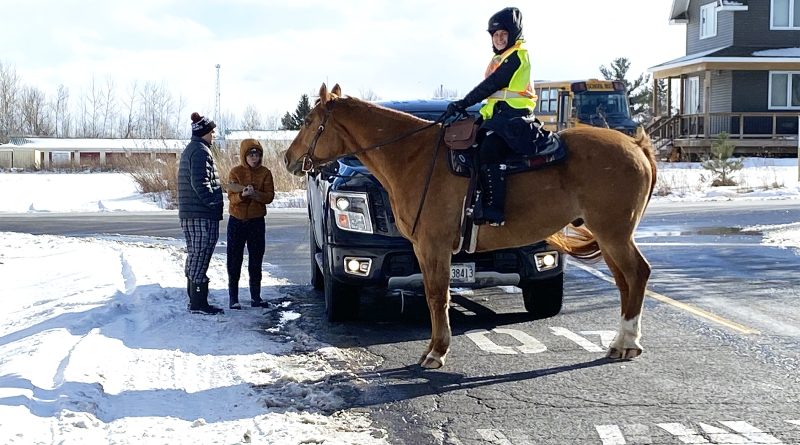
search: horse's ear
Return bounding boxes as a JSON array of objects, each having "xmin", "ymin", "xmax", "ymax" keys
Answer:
[
  {"xmin": 331, "ymin": 84, "xmax": 342, "ymax": 97},
  {"xmin": 319, "ymin": 83, "xmax": 329, "ymax": 105}
]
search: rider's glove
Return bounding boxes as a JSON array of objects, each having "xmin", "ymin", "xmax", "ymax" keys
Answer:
[{"xmin": 445, "ymin": 100, "xmax": 467, "ymax": 119}]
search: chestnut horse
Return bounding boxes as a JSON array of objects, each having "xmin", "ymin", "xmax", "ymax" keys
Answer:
[{"xmin": 284, "ymin": 84, "xmax": 656, "ymax": 369}]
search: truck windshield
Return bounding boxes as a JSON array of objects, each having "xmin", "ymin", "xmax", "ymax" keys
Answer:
[{"xmin": 574, "ymin": 92, "xmax": 631, "ymax": 120}]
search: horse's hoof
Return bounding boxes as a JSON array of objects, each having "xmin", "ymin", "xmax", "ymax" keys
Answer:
[
  {"xmin": 419, "ymin": 352, "xmax": 444, "ymax": 369},
  {"xmin": 606, "ymin": 348, "xmax": 642, "ymax": 360}
]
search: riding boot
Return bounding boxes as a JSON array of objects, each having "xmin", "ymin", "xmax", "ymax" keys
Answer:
[
  {"xmin": 250, "ymin": 279, "xmax": 269, "ymax": 308},
  {"xmin": 188, "ymin": 281, "xmax": 224, "ymax": 315},
  {"xmin": 228, "ymin": 281, "xmax": 241, "ymax": 310},
  {"xmin": 479, "ymin": 164, "xmax": 507, "ymax": 226}
]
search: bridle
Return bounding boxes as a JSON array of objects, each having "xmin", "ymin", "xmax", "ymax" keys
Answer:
[{"xmin": 298, "ymin": 99, "xmax": 445, "ymax": 173}]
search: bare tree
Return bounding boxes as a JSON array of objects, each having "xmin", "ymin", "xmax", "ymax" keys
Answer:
[
  {"xmin": 138, "ymin": 81, "xmax": 177, "ymax": 138},
  {"xmin": 0, "ymin": 61, "xmax": 20, "ymax": 142},
  {"xmin": 263, "ymin": 113, "xmax": 280, "ymax": 130},
  {"xmin": 81, "ymin": 76, "xmax": 106, "ymax": 137},
  {"xmin": 118, "ymin": 81, "xmax": 139, "ymax": 138},
  {"xmin": 19, "ymin": 86, "xmax": 53, "ymax": 136},
  {"xmin": 358, "ymin": 88, "xmax": 381, "ymax": 101},
  {"xmin": 101, "ymin": 77, "xmax": 117, "ymax": 137},
  {"xmin": 52, "ymin": 84, "xmax": 71, "ymax": 137},
  {"xmin": 241, "ymin": 104, "xmax": 263, "ymax": 130}
]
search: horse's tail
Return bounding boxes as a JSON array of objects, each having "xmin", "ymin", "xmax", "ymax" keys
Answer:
[
  {"xmin": 635, "ymin": 126, "xmax": 658, "ymax": 203},
  {"xmin": 546, "ymin": 226, "xmax": 602, "ymax": 262}
]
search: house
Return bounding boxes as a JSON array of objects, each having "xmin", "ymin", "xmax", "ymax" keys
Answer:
[
  {"xmin": 648, "ymin": 0, "xmax": 800, "ymax": 159},
  {"xmin": 0, "ymin": 137, "xmax": 187, "ymax": 169}
]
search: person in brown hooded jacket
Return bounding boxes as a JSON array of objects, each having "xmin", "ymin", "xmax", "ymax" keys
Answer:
[{"xmin": 226, "ymin": 138, "xmax": 275, "ymax": 309}]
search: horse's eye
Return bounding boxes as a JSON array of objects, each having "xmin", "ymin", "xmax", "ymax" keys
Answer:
[{"xmin": 303, "ymin": 117, "xmax": 312, "ymax": 127}]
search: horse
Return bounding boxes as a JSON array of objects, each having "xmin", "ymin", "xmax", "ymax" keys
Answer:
[{"xmin": 284, "ymin": 83, "xmax": 657, "ymax": 369}]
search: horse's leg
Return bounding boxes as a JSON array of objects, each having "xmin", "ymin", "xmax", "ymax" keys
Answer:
[
  {"xmin": 600, "ymin": 239, "xmax": 651, "ymax": 359},
  {"xmin": 415, "ymin": 246, "xmax": 452, "ymax": 369}
]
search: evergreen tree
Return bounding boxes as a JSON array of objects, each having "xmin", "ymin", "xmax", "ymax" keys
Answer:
[
  {"xmin": 599, "ymin": 57, "xmax": 650, "ymax": 121},
  {"xmin": 291, "ymin": 94, "xmax": 312, "ymax": 128},
  {"xmin": 280, "ymin": 111, "xmax": 295, "ymax": 130},
  {"xmin": 280, "ymin": 94, "xmax": 313, "ymax": 130},
  {"xmin": 702, "ymin": 132, "xmax": 743, "ymax": 186}
]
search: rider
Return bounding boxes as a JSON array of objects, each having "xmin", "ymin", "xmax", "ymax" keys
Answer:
[{"xmin": 445, "ymin": 6, "xmax": 556, "ymax": 226}]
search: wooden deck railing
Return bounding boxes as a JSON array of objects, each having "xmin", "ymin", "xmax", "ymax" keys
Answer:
[{"xmin": 647, "ymin": 112, "xmax": 799, "ymax": 141}]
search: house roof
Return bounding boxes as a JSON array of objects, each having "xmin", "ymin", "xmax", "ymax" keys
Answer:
[
  {"xmin": 223, "ymin": 130, "xmax": 298, "ymax": 141},
  {"xmin": 0, "ymin": 137, "xmax": 188, "ymax": 151},
  {"xmin": 649, "ymin": 45, "xmax": 800, "ymax": 76},
  {"xmin": 669, "ymin": 0, "xmax": 749, "ymax": 23}
]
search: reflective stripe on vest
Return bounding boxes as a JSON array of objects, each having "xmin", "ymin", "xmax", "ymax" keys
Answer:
[
  {"xmin": 488, "ymin": 90, "xmax": 530, "ymax": 99},
  {"xmin": 479, "ymin": 41, "xmax": 537, "ymax": 120}
]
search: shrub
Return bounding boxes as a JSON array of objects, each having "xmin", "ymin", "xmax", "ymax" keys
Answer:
[{"xmin": 123, "ymin": 141, "xmax": 307, "ymax": 209}]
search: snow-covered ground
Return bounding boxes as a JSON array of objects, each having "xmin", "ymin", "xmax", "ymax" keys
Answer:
[{"xmin": 0, "ymin": 159, "xmax": 798, "ymax": 444}]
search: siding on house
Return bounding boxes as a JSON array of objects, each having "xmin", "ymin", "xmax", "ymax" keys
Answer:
[
  {"xmin": 686, "ymin": 1, "xmax": 735, "ymax": 54},
  {"xmin": 710, "ymin": 70, "xmax": 732, "ymax": 113},
  {"xmin": 734, "ymin": 1, "xmax": 800, "ymax": 46}
]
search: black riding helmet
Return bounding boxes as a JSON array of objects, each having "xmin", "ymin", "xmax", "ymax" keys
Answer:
[{"xmin": 487, "ymin": 7, "xmax": 524, "ymax": 54}]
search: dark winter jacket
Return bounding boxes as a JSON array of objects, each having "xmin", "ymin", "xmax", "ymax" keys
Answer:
[
  {"xmin": 227, "ymin": 139, "xmax": 275, "ymax": 220},
  {"xmin": 178, "ymin": 136, "xmax": 224, "ymax": 220}
]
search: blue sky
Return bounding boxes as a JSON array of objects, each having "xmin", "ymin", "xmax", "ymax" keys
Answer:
[{"xmin": 1, "ymin": 0, "xmax": 685, "ymax": 122}]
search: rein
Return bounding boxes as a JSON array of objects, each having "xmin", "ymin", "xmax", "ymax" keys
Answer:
[
  {"xmin": 299, "ymin": 101, "xmax": 444, "ymax": 173},
  {"xmin": 300, "ymin": 100, "xmax": 450, "ymax": 236}
]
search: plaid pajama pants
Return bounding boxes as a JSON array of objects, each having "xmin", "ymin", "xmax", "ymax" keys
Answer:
[{"xmin": 180, "ymin": 218, "xmax": 220, "ymax": 283}]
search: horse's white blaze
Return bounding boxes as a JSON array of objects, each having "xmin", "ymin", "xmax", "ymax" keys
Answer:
[{"xmin": 610, "ymin": 315, "xmax": 643, "ymax": 352}]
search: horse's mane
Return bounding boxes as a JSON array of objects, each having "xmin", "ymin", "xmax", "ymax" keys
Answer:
[{"xmin": 336, "ymin": 96, "xmax": 433, "ymax": 126}]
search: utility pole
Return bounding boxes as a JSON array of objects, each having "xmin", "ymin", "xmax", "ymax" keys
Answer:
[{"xmin": 214, "ymin": 64, "xmax": 221, "ymax": 122}]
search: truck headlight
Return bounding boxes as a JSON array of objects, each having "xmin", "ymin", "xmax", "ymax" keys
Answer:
[{"xmin": 330, "ymin": 191, "xmax": 373, "ymax": 234}]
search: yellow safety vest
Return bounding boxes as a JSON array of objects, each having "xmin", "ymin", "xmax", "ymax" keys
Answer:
[{"xmin": 479, "ymin": 40, "xmax": 537, "ymax": 120}]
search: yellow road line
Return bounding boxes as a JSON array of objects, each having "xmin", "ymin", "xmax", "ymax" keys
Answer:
[{"xmin": 569, "ymin": 261, "xmax": 761, "ymax": 335}]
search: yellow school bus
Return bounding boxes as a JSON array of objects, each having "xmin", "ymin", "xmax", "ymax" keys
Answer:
[{"xmin": 534, "ymin": 79, "xmax": 639, "ymax": 135}]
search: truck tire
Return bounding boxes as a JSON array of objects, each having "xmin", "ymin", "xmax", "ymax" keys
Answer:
[
  {"xmin": 521, "ymin": 273, "xmax": 564, "ymax": 319},
  {"xmin": 323, "ymin": 247, "xmax": 360, "ymax": 321},
  {"xmin": 309, "ymin": 224, "xmax": 324, "ymax": 290}
]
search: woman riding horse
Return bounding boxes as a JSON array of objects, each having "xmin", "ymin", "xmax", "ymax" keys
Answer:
[{"xmin": 445, "ymin": 7, "xmax": 558, "ymax": 226}]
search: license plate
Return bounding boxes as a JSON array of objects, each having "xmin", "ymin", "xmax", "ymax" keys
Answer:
[{"xmin": 450, "ymin": 262, "xmax": 475, "ymax": 284}]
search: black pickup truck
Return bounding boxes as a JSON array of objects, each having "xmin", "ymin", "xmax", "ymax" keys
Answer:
[{"xmin": 306, "ymin": 99, "xmax": 565, "ymax": 321}]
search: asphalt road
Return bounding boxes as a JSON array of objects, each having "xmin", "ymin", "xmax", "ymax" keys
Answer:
[{"xmin": 2, "ymin": 200, "xmax": 799, "ymax": 444}]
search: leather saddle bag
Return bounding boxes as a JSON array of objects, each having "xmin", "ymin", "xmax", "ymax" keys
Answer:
[{"xmin": 444, "ymin": 117, "xmax": 478, "ymax": 150}]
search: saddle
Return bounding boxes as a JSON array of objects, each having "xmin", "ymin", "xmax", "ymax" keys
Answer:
[
  {"xmin": 443, "ymin": 116, "xmax": 567, "ymax": 177},
  {"xmin": 443, "ymin": 116, "xmax": 568, "ymax": 253}
]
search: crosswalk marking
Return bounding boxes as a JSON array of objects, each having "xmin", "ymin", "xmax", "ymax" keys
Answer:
[
  {"xmin": 431, "ymin": 419, "xmax": 798, "ymax": 444},
  {"xmin": 596, "ymin": 425, "xmax": 626, "ymax": 444},
  {"xmin": 580, "ymin": 330, "xmax": 617, "ymax": 349},
  {"xmin": 657, "ymin": 421, "xmax": 785, "ymax": 444},
  {"xmin": 476, "ymin": 429, "xmax": 515, "ymax": 445},
  {"xmin": 550, "ymin": 326, "xmax": 605, "ymax": 352},
  {"xmin": 719, "ymin": 421, "xmax": 784, "ymax": 444}
]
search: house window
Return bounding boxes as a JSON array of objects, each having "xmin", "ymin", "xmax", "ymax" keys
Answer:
[
  {"xmin": 769, "ymin": 71, "xmax": 800, "ymax": 109},
  {"xmin": 771, "ymin": 0, "xmax": 800, "ymax": 29},
  {"xmin": 700, "ymin": 2, "xmax": 717, "ymax": 39},
  {"xmin": 686, "ymin": 77, "xmax": 701, "ymax": 114}
]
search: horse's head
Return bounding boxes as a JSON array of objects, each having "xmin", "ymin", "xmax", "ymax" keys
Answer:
[{"xmin": 283, "ymin": 82, "xmax": 347, "ymax": 176}]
